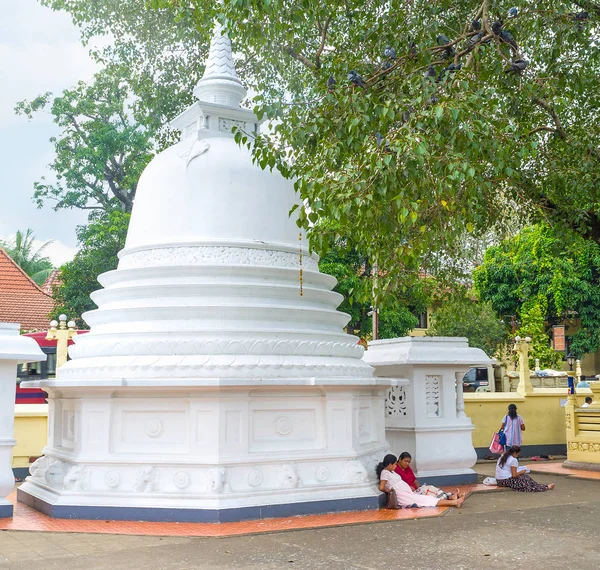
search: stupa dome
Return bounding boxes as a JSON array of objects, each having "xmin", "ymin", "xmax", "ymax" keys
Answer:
[
  {"xmin": 57, "ymin": 22, "xmax": 374, "ymax": 384},
  {"xmin": 125, "ymin": 137, "xmax": 300, "ymax": 252}
]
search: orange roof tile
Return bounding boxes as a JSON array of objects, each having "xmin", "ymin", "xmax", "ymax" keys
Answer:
[
  {"xmin": 0, "ymin": 248, "xmax": 54, "ymax": 332},
  {"xmin": 41, "ymin": 269, "xmax": 62, "ymax": 294}
]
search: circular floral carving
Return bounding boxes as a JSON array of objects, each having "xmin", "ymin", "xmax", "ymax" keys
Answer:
[
  {"xmin": 273, "ymin": 415, "xmax": 293, "ymax": 436},
  {"xmin": 174, "ymin": 471, "xmax": 190, "ymax": 489},
  {"xmin": 247, "ymin": 469, "xmax": 264, "ymax": 487},
  {"xmin": 314, "ymin": 465, "xmax": 330, "ymax": 482},
  {"xmin": 105, "ymin": 470, "xmax": 121, "ymax": 488},
  {"xmin": 145, "ymin": 419, "xmax": 163, "ymax": 438}
]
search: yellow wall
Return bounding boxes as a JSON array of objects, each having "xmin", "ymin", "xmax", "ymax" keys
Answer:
[
  {"xmin": 12, "ymin": 404, "xmax": 48, "ymax": 469},
  {"xmin": 465, "ymin": 389, "xmax": 592, "ymax": 448}
]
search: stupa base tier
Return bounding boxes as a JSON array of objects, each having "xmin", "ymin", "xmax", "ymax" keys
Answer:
[
  {"xmin": 18, "ymin": 384, "xmax": 388, "ymax": 521},
  {"xmin": 0, "ymin": 499, "xmax": 13, "ymax": 519},
  {"xmin": 17, "ymin": 483, "xmax": 381, "ymax": 522}
]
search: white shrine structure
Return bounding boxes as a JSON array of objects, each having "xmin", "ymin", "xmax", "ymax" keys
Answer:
[
  {"xmin": 18, "ymin": 25, "xmax": 392, "ymax": 522},
  {"xmin": 365, "ymin": 337, "xmax": 491, "ymax": 485}
]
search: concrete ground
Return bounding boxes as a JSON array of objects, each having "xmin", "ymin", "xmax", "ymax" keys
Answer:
[{"xmin": 1, "ymin": 464, "xmax": 598, "ymax": 570}]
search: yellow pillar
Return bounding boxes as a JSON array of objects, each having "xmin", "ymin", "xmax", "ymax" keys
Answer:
[
  {"xmin": 514, "ymin": 336, "xmax": 533, "ymax": 395},
  {"xmin": 588, "ymin": 380, "xmax": 600, "ymax": 409},
  {"xmin": 45, "ymin": 315, "xmax": 77, "ymax": 369}
]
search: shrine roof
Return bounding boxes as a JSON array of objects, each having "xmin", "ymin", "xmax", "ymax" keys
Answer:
[{"xmin": 0, "ymin": 248, "xmax": 54, "ymax": 332}]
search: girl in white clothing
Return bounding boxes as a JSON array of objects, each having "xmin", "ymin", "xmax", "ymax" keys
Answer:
[
  {"xmin": 377, "ymin": 454, "xmax": 466, "ymax": 508},
  {"xmin": 495, "ymin": 446, "xmax": 555, "ymax": 492}
]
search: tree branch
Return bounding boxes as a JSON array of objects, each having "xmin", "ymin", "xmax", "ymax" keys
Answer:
[
  {"xmin": 315, "ymin": 16, "xmax": 331, "ymax": 69},
  {"xmin": 482, "ymin": 0, "xmax": 492, "ymax": 35},
  {"xmin": 532, "ymin": 97, "xmax": 567, "ymax": 139},
  {"xmin": 528, "ymin": 126, "xmax": 556, "ymax": 136},
  {"xmin": 284, "ymin": 46, "xmax": 316, "ymax": 70},
  {"xmin": 105, "ymin": 174, "xmax": 134, "ymax": 211}
]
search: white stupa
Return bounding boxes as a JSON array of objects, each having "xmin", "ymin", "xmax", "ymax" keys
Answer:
[{"xmin": 19, "ymin": 25, "xmax": 390, "ymax": 522}]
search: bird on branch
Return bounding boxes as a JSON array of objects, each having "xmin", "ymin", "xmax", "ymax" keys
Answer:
[
  {"xmin": 500, "ymin": 29, "xmax": 519, "ymax": 51},
  {"xmin": 438, "ymin": 63, "xmax": 462, "ymax": 82},
  {"xmin": 436, "ymin": 33, "xmax": 455, "ymax": 58},
  {"xmin": 505, "ymin": 59, "xmax": 528, "ymax": 74},
  {"xmin": 384, "ymin": 46, "xmax": 397, "ymax": 60},
  {"xmin": 348, "ymin": 70, "xmax": 366, "ymax": 88},
  {"xmin": 424, "ymin": 65, "xmax": 437, "ymax": 80}
]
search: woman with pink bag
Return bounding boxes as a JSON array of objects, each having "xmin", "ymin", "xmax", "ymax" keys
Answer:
[{"xmin": 500, "ymin": 403, "xmax": 525, "ymax": 448}]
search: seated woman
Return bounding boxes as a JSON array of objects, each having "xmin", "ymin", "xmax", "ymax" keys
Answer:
[
  {"xmin": 394, "ymin": 452, "xmax": 452, "ymax": 500},
  {"xmin": 377, "ymin": 454, "xmax": 465, "ymax": 508},
  {"xmin": 495, "ymin": 446, "xmax": 555, "ymax": 492}
]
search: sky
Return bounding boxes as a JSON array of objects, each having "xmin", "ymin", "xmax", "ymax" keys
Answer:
[{"xmin": 0, "ymin": 0, "xmax": 99, "ymax": 265}]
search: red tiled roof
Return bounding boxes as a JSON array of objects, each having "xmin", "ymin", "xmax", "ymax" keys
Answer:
[
  {"xmin": 0, "ymin": 247, "xmax": 54, "ymax": 332},
  {"xmin": 41, "ymin": 269, "xmax": 62, "ymax": 294}
]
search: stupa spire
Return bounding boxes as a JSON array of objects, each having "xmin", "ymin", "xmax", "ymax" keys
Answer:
[{"xmin": 193, "ymin": 22, "xmax": 247, "ymax": 108}]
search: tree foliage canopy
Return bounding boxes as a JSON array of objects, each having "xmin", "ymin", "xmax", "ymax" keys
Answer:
[
  {"xmin": 16, "ymin": 67, "xmax": 160, "ymax": 214},
  {"xmin": 427, "ymin": 294, "xmax": 508, "ymax": 357},
  {"xmin": 474, "ymin": 224, "xmax": 600, "ymax": 360},
  {"xmin": 318, "ymin": 241, "xmax": 432, "ymax": 339},
  {"xmin": 0, "ymin": 229, "xmax": 54, "ymax": 286},
  {"xmin": 154, "ymin": 0, "xmax": 599, "ymax": 298},
  {"xmin": 22, "ymin": 1, "xmax": 600, "ymax": 312},
  {"xmin": 52, "ymin": 212, "xmax": 130, "ymax": 327}
]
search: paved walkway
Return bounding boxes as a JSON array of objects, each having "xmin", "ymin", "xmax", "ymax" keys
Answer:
[
  {"xmin": 1, "ymin": 463, "xmax": 599, "ymax": 569},
  {"xmin": 0, "ymin": 484, "xmax": 499, "ymax": 538}
]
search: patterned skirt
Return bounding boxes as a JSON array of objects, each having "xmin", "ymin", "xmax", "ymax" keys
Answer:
[{"xmin": 497, "ymin": 474, "xmax": 548, "ymax": 492}]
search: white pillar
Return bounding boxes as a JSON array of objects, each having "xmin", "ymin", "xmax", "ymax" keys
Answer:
[
  {"xmin": 0, "ymin": 323, "xmax": 46, "ymax": 518},
  {"xmin": 455, "ymin": 371, "xmax": 466, "ymax": 418}
]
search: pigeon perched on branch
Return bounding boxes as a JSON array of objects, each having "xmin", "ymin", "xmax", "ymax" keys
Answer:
[
  {"xmin": 437, "ymin": 62, "xmax": 462, "ymax": 81},
  {"xmin": 436, "ymin": 34, "xmax": 455, "ymax": 58},
  {"xmin": 327, "ymin": 75, "xmax": 336, "ymax": 91},
  {"xmin": 375, "ymin": 132, "xmax": 391, "ymax": 152},
  {"xmin": 471, "ymin": 19, "xmax": 482, "ymax": 32},
  {"xmin": 348, "ymin": 70, "xmax": 366, "ymax": 88},
  {"xmin": 424, "ymin": 65, "xmax": 437, "ymax": 80},
  {"xmin": 500, "ymin": 29, "xmax": 518, "ymax": 51},
  {"xmin": 570, "ymin": 11, "xmax": 589, "ymax": 30},
  {"xmin": 384, "ymin": 46, "xmax": 397, "ymax": 60},
  {"xmin": 401, "ymin": 106, "xmax": 415, "ymax": 123},
  {"xmin": 508, "ymin": 7, "xmax": 518, "ymax": 18},
  {"xmin": 505, "ymin": 59, "xmax": 528, "ymax": 74},
  {"xmin": 570, "ymin": 11, "xmax": 588, "ymax": 21},
  {"xmin": 492, "ymin": 21, "xmax": 503, "ymax": 35},
  {"xmin": 469, "ymin": 32, "xmax": 483, "ymax": 47}
]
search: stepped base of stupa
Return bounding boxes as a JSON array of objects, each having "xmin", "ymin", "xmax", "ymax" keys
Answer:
[{"xmin": 18, "ymin": 382, "xmax": 389, "ymax": 521}]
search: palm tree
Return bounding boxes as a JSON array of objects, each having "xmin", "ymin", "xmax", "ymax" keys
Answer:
[{"xmin": 0, "ymin": 229, "xmax": 54, "ymax": 286}]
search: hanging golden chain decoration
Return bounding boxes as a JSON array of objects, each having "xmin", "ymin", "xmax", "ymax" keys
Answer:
[{"xmin": 299, "ymin": 232, "xmax": 303, "ymax": 296}]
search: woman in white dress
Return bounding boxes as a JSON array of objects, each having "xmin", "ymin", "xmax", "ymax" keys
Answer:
[
  {"xmin": 377, "ymin": 454, "xmax": 466, "ymax": 508},
  {"xmin": 495, "ymin": 446, "xmax": 555, "ymax": 492}
]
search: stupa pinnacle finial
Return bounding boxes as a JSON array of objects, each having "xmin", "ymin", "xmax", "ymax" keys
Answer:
[{"xmin": 193, "ymin": 22, "xmax": 247, "ymax": 108}]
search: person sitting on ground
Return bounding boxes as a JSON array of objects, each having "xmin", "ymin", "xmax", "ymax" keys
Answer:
[
  {"xmin": 581, "ymin": 397, "xmax": 593, "ymax": 408},
  {"xmin": 377, "ymin": 454, "xmax": 466, "ymax": 508},
  {"xmin": 394, "ymin": 452, "xmax": 452, "ymax": 499},
  {"xmin": 495, "ymin": 446, "xmax": 555, "ymax": 492}
]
